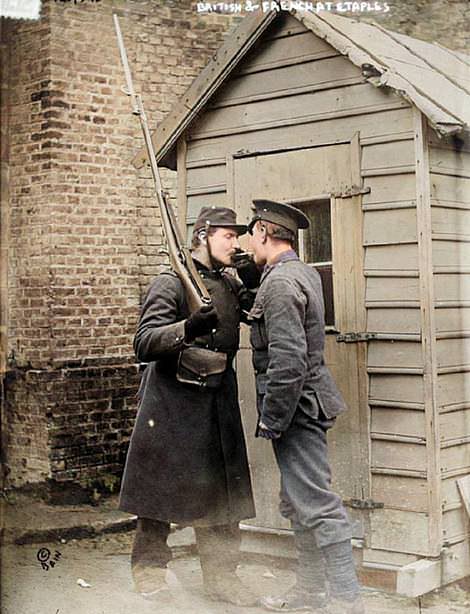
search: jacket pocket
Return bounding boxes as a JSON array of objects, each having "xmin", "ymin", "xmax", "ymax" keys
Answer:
[
  {"xmin": 300, "ymin": 389, "xmax": 336, "ymax": 428},
  {"xmin": 297, "ymin": 390, "xmax": 321, "ymax": 421}
]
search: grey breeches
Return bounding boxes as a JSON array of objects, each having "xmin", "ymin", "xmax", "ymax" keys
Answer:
[{"xmin": 272, "ymin": 409, "xmax": 352, "ymax": 548}]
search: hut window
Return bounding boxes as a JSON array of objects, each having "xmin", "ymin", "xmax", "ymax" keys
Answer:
[{"xmin": 297, "ymin": 199, "xmax": 335, "ymax": 327}]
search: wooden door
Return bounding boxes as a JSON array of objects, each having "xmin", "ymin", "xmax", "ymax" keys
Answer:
[{"xmin": 230, "ymin": 142, "xmax": 369, "ymax": 537}]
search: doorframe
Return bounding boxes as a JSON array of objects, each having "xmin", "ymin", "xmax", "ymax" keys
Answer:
[
  {"xmin": 226, "ymin": 138, "xmax": 354, "ymax": 209},
  {"xmin": 227, "ymin": 133, "xmax": 371, "ymax": 533}
]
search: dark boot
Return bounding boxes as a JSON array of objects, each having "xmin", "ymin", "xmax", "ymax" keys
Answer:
[
  {"xmin": 131, "ymin": 518, "xmax": 172, "ymax": 596},
  {"xmin": 195, "ymin": 523, "xmax": 258, "ymax": 607}
]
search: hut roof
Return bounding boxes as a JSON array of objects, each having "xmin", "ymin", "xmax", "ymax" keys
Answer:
[{"xmin": 133, "ymin": 9, "xmax": 470, "ymax": 169}]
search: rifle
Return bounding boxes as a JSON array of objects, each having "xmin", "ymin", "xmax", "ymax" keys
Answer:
[{"xmin": 113, "ymin": 14, "xmax": 211, "ymax": 313}]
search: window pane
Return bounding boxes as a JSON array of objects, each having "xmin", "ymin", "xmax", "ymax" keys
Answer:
[
  {"xmin": 295, "ymin": 200, "xmax": 335, "ymax": 327},
  {"xmin": 316, "ymin": 264, "xmax": 335, "ymax": 326},
  {"xmin": 301, "ymin": 200, "xmax": 331, "ymax": 264}
]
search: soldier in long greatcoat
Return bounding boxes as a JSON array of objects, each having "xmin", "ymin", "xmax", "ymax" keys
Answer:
[{"xmin": 119, "ymin": 207, "xmax": 259, "ymax": 606}]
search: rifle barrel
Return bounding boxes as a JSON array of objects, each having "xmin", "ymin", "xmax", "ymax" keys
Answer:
[{"xmin": 113, "ymin": 14, "xmax": 211, "ymax": 311}]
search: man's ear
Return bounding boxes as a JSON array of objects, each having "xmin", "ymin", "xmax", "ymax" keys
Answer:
[
  {"xmin": 260, "ymin": 223, "xmax": 268, "ymax": 245},
  {"xmin": 198, "ymin": 230, "xmax": 207, "ymax": 246}
]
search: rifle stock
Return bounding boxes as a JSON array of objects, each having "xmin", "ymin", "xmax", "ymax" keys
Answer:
[{"xmin": 113, "ymin": 14, "xmax": 211, "ymax": 313}]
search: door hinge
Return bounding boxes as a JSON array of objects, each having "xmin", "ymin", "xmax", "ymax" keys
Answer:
[
  {"xmin": 345, "ymin": 498, "xmax": 384, "ymax": 510},
  {"xmin": 336, "ymin": 332, "xmax": 378, "ymax": 343},
  {"xmin": 332, "ymin": 186, "xmax": 371, "ymax": 198}
]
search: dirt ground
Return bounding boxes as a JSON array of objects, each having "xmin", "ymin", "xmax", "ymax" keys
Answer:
[{"xmin": 1, "ymin": 531, "xmax": 470, "ymax": 614}]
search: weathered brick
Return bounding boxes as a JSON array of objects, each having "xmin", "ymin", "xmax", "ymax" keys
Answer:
[{"xmin": 3, "ymin": 0, "xmax": 466, "ymax": 490}]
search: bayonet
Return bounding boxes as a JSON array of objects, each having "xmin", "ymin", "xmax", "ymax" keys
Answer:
[{"xmin": 113, "ymin": 14, "xmax": 211, "ymax": 312}]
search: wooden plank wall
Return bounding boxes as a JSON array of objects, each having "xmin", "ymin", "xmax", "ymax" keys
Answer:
[
  {"xmin": 180, "ymin": 14, "xmax": 433, "ymax": 558},
  {"xmin": 362, "ymin": 120, "xmax": 431, "ymax": 556},
  {"xmin": 183, "ymin": 15, "xmax": 411, "ymax": 222},
  {"xmin": 428, "ymin": 130, "xmax": 470, "ymax": 556}
]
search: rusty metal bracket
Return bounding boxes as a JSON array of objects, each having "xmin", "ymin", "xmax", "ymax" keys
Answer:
[
  {"xmin": 332, "ymin": 186, "xmax": 371, "ymax": 198},
  {"xmin": 336, "ymin": 332, "xmax": 378, "ymax": 343},
  {"xmin": 345, "ymin": 498, "xmax": 384, "ymax": 510}
]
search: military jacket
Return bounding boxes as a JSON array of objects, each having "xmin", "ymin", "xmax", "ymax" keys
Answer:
[{"xmin": 249, "ymin": 252, "xmax": 347, "ymax": 432}]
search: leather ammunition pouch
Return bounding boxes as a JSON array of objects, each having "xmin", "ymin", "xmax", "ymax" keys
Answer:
[{"xmin": 176, "ymin": 346, "xmax": 227, "ymax": 389}]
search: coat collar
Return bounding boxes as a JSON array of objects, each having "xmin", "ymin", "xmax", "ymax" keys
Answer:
[
  {"xmin": 193, "ymin": 256, "xmax": 224, "ymax": 278},
  {"xmin": 261, "ymin": 249, "xmax": 299, "ymax": 283}
]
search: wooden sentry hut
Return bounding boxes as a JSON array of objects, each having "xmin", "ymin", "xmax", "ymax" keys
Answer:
[{"xmin": 133, "ymin": 9, "xmax": 470, "ymax": 595}]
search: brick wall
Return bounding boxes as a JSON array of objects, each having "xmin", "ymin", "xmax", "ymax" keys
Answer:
[
  {"xmin": 365, "ymin": 0, "xmax": 470, "ymax": 52},
  {"xmin": 1, "ymin": 0, "xmax": 238, "ymax": 491},
  {"xmin": 3, "ymin": 369, "xmax": 50, "ymax": 486},
  {"xmin": 4, "ymin": 360, "xmax": 140, "ymax": 490},
  {"xmin": 1, "ymin": 0, "xmax": 467, "ymax": 492},
  {"xmin": 4, "ymin": 4, "xmax": 53, "ymax": 370}
]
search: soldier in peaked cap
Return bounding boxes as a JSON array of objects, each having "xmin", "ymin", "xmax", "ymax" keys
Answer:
[
  {"xmin": 249, "ymin": 198, "xmax": 310, "ymax": 234},
  {"xmin": 248, "ymin": 199, "xmax": 364, "ymax": 614},
  {"xmin": 119, "ymin": 206, "xmax": 260, "ymax": 606}
]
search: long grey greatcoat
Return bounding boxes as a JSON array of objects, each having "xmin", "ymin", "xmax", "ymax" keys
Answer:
[
  {"xmin": 249, "ymin": 251, "xmax": 347, "ymax": 431},
  {"xmin": 119, "ymin": 267, "xmax": 255, "ymax": 526}
]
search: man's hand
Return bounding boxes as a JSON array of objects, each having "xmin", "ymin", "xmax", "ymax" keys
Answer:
[
  {"xmin": 184, "ymin": 305, "xmax": 218, "ymax": 341},
  {"xmin": 257, "ymin": 420, "xmax": 281, "ymax": 440},
  {"xmin": 232, "ymin": 250, "xmax": 262, "ymax": 289}
]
